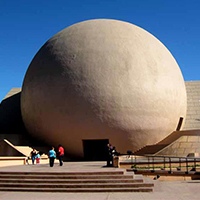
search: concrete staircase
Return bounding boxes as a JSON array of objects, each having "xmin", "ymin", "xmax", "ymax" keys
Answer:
[
  {"xmin": 0, "ymin": 171, "xmax": 154, "ymax": 192},
  {"xmin": 134, "ymin": 130, "xmax": 200, "ymax": 156}
]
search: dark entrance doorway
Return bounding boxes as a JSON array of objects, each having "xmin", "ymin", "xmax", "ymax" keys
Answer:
[{"xmin": 83, "ymin": 139, "xmax": 109, "ymax": 161}]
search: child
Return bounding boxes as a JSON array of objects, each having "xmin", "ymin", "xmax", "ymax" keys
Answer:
[{"xmin": 36, "ymin": 153, "xmax": 40, "ymax": 164}]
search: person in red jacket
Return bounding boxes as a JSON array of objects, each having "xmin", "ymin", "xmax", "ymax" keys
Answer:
[{"xmin": 57, "ymin": 144, "xmax": 64, "ymax": 166}]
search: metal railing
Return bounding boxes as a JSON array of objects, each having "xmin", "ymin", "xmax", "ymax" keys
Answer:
[{"xmin": 119, "ymin": 154, "xmax": 200, "ymax": 173}]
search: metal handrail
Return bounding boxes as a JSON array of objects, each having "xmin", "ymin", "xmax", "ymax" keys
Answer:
[{"xmin": 119, "ymin": 154, "xmax": 200, "ymax": 172}]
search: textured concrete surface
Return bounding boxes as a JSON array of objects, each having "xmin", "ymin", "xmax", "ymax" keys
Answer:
[
  {"xmin": 0, "ymin": 161, "xmax": 121, "ymax": 172},
  {"xmin": 153, "ymin": 81, "xmax": 200, "ymax": 157},
  {"xmin": 1, "ymin": 80, "xmax": 200, "ymax": 159},
  {"xmin": 21, "ymin": 19, "xmax": 186, "ymax": 158},
  {"xmin": 0, "ymin": 88, "xmax": 26, "ymax": 135},
  {"xmin": 156, "ymin": 135, "xmax": 200, "ymax": 157},
  {"xmin": 0, "ymin": 181, "xmax": 200, "ymax": 200},
  {"xmin": 0, "ymin": 162, "xmax": 200, "ymax": 200},
  {"xmin": 0, "ymin": 140, "xmax": 24, "ymax": 157},
  {"xmin": 154, "ymin": 130, "xmax": 200, "ymax": 157},
  {"xmin": 184, "ymin": 81, "xmax": 200, "ymax": 130}
]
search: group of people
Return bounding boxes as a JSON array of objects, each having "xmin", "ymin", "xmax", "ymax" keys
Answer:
[
  {"xmin": 48, "ymin": 145, "xmax": 64, "ymax": 167},
  {"xmin": 107, "ymin": 143, "xmax": 118, "ymax": 167},
  {"xmin": 30, "ymin": 149, "xmax": 41, "ymax": 165},
  {"xmin": 30, "ymin": 145, "xmax": 64, "ymax": 167},
  {"xmin": 30, "ymin": 143, "xmax": 118, "ymax": 167}
]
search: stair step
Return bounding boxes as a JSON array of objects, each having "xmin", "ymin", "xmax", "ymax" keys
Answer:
[
  {"xmin": 0, "ymin": 175, "xmax": 133, "ymax": 179},
  {"xmin": 0, "ymin": 171, "xmax": 124, "ymax": 176},
  {"xmin": 0, "ymin": 178, "xmax": 143, "ymax": 183},
  {"xmin": 0, "ymin": 183, "xmax": 154, "ymax": 188},
  {"xmin": 0, "ymin": 187, "xmax": 153, "ymax": 192},
  {"xmin": 0, "ymin": 170, "xmax": 153, "ymax": 193}
]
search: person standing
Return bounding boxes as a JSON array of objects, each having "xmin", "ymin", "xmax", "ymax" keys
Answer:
[
  {"xmin": 111, "ymin": 146, "xmax": 118, "ymax": 166},
  {"xmin": 106, "ymin": 144, "xmax": 112, "ymax": 167},
  {"xmin": 48, "ymin": 147, "xmax": 56, "ymax": 167},
  {"xmin": 57, "ymin": 144, "xmax": 64, "ymax": 166},
  {"xmin": 30, "ymin": 149, "xmax": 37, "ymax": 165}
]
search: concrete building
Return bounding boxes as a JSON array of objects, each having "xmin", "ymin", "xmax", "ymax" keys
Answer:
[
  {"xmin": 1, "ymin": 81, "xmax": 200, "ymax": 159},
  {"xmin": 0, "ymin": 19, "xmax": 198, "ymax": 160}
]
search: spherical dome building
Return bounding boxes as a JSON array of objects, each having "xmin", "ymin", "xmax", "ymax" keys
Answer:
[{"xmin": 21, "ymin": 19, "xmax": 187, "ymax": 159}]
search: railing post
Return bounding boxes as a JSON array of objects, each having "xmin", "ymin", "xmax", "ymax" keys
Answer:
[
  {"xmin": 164, "ymin": 157, "xmax": 166, "ymax": 169},
  {"xmin": 152, "ymin": 157, "xmax": 155, "ymax": 171},
  {"xmin": 194, "ymin": 158, "xmax": 196, "ymax": 171},
  {"xmin": 186, "ymin": 158, "xmax": 188, "ymax": 173},
  {"xmin": 169, "ymin": 157, "xmax": 172, "ymax": 172},
  {"xmin": 134, "ymin": 155, "xmax": 136, "ymax": 165}
]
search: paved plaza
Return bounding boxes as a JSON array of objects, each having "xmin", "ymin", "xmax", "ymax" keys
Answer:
[{"xmin": 0, "ymin": 161, "xmax": 199, "ymax": 200}]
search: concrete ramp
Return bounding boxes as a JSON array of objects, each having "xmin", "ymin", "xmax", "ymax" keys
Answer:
[
  {"xmin": 14, "ymin": 146, "xmax": 35, "ymax": 157},
  {"xmin": 0, "ymin": 139, "xmax": 48, "ymax": 158},
  {"xmin": 134, "ymin": 130, "xmax": 200, "ymax": 157},
  {"xmin": 0, "ymin": 140, "xmax": 25, "ymax": 157}
]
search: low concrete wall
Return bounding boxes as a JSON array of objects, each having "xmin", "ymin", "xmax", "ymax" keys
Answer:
[
  {"xmin": 0, "ymin": 157, "xmax": 26, "ymax": 167},
  {"xmin": 0, "ymin": 157, "xmax": 52, "ymax": 167}
]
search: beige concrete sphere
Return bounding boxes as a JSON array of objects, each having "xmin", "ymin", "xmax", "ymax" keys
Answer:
[{"xmin": 21, "ymin": 19, "xmax": 187, "ymax": 158}]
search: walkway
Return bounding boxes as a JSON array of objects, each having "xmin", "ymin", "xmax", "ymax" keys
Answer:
[{"xmin": 0, "ymin": 161, "xmax": 199, "ymax": 200}]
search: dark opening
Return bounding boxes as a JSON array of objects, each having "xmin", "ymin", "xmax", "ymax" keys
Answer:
[
  {"xmin": 176, "ymin": 117, "xmax": 184, "ymax": 131},
  {"xmin": 83, "ymin": 139, "xmax": 109, "ymax": 161}
]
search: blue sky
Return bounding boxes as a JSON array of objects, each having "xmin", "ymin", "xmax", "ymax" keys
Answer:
[{"xmin": 0, "ymin": 0, "xmax": 200, "ymax": 101}]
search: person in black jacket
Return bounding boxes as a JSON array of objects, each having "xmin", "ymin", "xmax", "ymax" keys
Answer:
[{"xmin": 30, "ymin": 149, "xmax": 37, "ymax": 165}]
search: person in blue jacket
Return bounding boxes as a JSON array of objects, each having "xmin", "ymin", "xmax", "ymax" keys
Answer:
[{"xmin": 48, "ymin": 147, "xmax": 56, "ymax": 167}]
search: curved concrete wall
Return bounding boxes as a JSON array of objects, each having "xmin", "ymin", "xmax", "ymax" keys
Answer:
[{"xmin": 20, "ymin": 19, "xmax": 187, "ymax": 158}]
